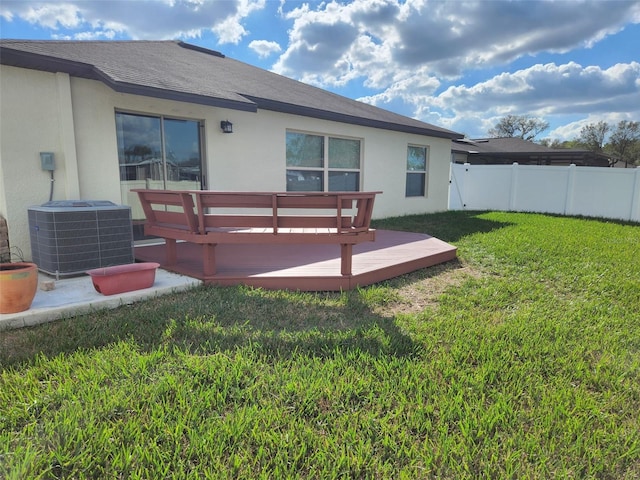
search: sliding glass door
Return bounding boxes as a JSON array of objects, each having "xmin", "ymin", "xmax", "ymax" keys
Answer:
[{"xmin": 116, "ymin": 112, "xmax": 204, "ymax": 240}]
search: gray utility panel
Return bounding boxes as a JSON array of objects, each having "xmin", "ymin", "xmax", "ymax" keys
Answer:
[{"xmin": 28, "ymin": 200, "xmax": 134, "ymax": 276}]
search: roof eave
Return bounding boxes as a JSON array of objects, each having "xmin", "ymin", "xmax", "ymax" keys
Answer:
[
  {"xmin": 0, "ymin": 46, "xmax": 97, "ymax": 78},
  {"xmin": 452, "ymin": 147, "xmax": 612, "ymax": 160},
  {"xmin": 105, "ymin": 80, "xmax": 257, "ymax": 112},
  {"xmin": 247, "ymin": 97, "xmax": 462, "ymax": 139}
]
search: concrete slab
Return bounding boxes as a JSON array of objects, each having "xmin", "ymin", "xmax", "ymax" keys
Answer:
[{"xmin": 0, "ymin": 268, "xmax": 202, "ymax": 331}]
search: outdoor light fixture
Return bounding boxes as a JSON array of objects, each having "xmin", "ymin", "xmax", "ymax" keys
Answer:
[{"xmin": 220, "ymin": 120, "xmax": 233, "ymax": 133}]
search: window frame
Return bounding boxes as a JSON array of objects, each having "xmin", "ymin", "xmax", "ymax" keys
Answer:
[
  {"xmin": 405, "ymin": 144, "xmax": 429, "ymax": 197},
  {"xmin": 115, "ymin": 109, "xmax": 207, "ymax": 189},
  {"xmin": 286, "ymin": 130, "xmax": 363, "ymax": 192}
]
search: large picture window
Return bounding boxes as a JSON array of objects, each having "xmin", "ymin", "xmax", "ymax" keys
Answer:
[
  {"xmin": 286, "ymin": 131, "xmax": 361, "ymax": 192},
  {"xmin": 406, "ymin": 145, "xmax": 428, "ymax": 197}
]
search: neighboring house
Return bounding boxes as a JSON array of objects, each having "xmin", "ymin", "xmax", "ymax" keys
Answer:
[
  {"xmin": 452, "ymin": 137, "xmax": 611, "ymax": 167},
  {"xmin": 0, "ymin": 40, "xmax": 462, "ymax": 260}
]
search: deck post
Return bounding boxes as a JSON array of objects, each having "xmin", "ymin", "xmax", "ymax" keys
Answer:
[
  {"xmin": 340, "ymin": 243, "xmax": 352, "ymax": 276},
  {"xmin": 203, "ymin": 243, "xmax": 217, "ymax": 276},
  {"xmin": 165, "ymin": 238, "xmax": 177, "ymax": 265}
]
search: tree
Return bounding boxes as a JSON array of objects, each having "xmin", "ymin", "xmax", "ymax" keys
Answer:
[
  {"xmin": 539, "ymin": 138, "xmax": 562, "ymax": 148},
  {"xmin": 538, "ymin": 138, "xmax": 579, "ymax": 149},
  {"xmin": 607, "ymin": 120, "xmax": 640, "ymax": 167},
  {"xmin": 125, "ymin": 145, "xmax": 152, "ymax": 162},
  {"xmin": 488, "ymin": 114, "xmax": 550, "ymax": 141},
  {"xmin": 577, "ymin": 121, "xmax": 609, "ymax": 152}
]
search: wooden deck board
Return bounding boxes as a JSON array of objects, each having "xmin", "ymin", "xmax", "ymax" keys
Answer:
[{"xmin": 134, "ymin": 230, "xmax": 457, "ymax": 291}]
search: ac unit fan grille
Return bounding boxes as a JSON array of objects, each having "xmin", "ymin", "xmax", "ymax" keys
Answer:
[{"xmin": 28, "ymin": 201, "xmax": 134, "ymax": 276}]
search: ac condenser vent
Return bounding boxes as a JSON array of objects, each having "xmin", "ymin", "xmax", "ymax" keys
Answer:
[{"xmin": 28, "ymin": 200, "xmax": 134, "ymax": 276}]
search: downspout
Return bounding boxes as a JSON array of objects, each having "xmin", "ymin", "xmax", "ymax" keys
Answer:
[{"xmin": 55, "ymin": 72, "xmax": 80, "ymax": 199}]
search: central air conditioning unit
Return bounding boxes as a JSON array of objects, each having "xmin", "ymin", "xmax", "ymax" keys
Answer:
[{"xmin": 28, "ymin": 200, "xmax": 134, "ymax": 277}]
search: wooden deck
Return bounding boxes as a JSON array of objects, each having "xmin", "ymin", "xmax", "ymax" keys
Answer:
[{"xmin": 134, "ymin": 230, "xmax": 457, "ymax": 291}]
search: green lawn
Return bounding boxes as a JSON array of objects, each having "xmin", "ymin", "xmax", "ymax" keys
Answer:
[{"xmin": 1, "ymin": 211, "xmax": 639, "ymax": 479}]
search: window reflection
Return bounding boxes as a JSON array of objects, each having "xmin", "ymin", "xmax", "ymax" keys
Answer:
[{"xmin": 116, "ymin": 112, "xmax": 203, "ymax": 240}]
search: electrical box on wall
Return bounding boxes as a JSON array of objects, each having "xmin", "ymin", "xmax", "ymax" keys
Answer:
[{"xmin": 40, "ymin": 152, "xmax": 55, "ymax": 171}]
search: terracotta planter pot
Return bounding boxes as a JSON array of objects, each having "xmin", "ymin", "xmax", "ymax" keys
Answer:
[
  {"xmin": 86, "ymin": 262, "xmax": 159, "ymax": 296},
  {"xmin": 0, "ymin": 262, "xmax": 38, "ymax": 314}
]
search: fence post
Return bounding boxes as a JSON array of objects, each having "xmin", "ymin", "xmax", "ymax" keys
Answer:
[
  {"xmin": 461, "ymin": 163, "xmax": 471, "ymax": 209},
  {"xmin": 509, "ymin": 163, "xmax": 519, "ymax": 211},
  {"xmin": 564, "ymin": 164, "xmax": 576, "ymax": 216},
  {"xmin": 630, "ymin": 167, "xmax": 640, "ymax": 222}
]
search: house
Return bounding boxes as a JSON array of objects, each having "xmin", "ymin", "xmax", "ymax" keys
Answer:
[
  {"xmin": 452, "ymin": 137, "xmax": 611, "ymax": 167},
  {"xmin": 0, "ymin": 40, "xmax": 462, "ymax": 259}
]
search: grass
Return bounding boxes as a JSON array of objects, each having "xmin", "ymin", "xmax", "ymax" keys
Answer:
[{"xmin": 1, "ymin": 211, "xmax": 639, "ymax": 479}]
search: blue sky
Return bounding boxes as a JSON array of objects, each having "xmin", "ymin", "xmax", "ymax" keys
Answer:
[{"xmin": 1, "ymin": 0, "xmax": 639, "ymax": 140}]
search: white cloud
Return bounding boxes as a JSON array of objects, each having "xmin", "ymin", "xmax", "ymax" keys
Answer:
[
  {"xmin": 433, "ymin": 62, "xmax": 640, "ymax": 115},
  {"xmin": 0, "ymin": 0, "xmax": 265, "ymax": 43},
  {"xmin": 22, "ymin": 2, "xmax": 82, "ymax": 29},
  {"xmin": 212, "ymin": 15, "xmax": 247, "ymax": 44},
  {"xmin": 268, "ymin": 0, "xmax": 640, "ymax": 139},
  {"xmin": 359, "ymin": 71, "xmax": 440, "ymax": 106},
  {"xmin": 274, "ymin": 0, "xmax": 640, "ymax": 86},
  {"xmin": 274, "ymin": 0, "xmax": 399, "ymax": 87},
  {"xmin": 212, "ymin": 0, "xmax": 265, "ymax": 44},
  {"xmin": 549, "ymin": 112, "xmax": 639, "ymax": 141},
  {"xmin": 72, "ymin": 29, "xmax": 118, "ymax": 41},
  {"xmin": 356, "ymin": 60, "xmax": 640, "ymax": 139},
  {"xmin": 426, "ymin": 62, "xmax": 640, "ymax": 139},
  {"xmin": 248, "ymin": 39, "xmax": 281, "ymax": 58}
]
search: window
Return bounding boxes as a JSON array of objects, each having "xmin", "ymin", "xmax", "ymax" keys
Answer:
[
  {"xmin": 406, "ymin": 145, "xmax": 428, "ymax": 197},
  {"xmin": 286, "ymin": 131, "xmax": 361, "ymax": 192},
  {"xmin": 116, "ymin": 112, "xmax": 204, "ymax": 188},
  {"xmin": 116, "ymin": 111, "xmax": 204, "ymax": 240}
]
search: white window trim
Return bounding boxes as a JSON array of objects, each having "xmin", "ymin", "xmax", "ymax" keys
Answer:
[
  {"xmin": 286, "ymin": 130, "xmax": 363, "ymax": 192},
  {"xmin": 406, "ymin": 144, "xmax": 429, "ymax": 197}
]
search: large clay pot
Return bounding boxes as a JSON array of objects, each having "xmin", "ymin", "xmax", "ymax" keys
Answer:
[{"xmin": 0, "ymin": 262, "xmax": 38, "ymax": 314}]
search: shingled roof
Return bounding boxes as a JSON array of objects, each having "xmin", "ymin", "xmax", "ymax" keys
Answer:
[
  {"xmin": 0, "ymin": 40, "xmax": 462, "ymax": 140},
  {"xmin": 453, "ymin": 137, "xmax": 557, "ymax": 154},
  {"xmin": 452, "ymin": 137, "xmax": 612, "ymax": 166}
]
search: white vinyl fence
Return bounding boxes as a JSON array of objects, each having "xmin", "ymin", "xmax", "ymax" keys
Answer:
[{"xmin": 449, "ymin": 163, "xmax": 640, "ymax": 223}]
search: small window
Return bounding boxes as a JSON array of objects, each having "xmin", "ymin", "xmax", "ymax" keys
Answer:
[
  {"xmin": 286, "ymin": 131, "xmax": 361, "ymax": 192},
  {"xmin": 406, "ymin": 145, "xmax": 428, "ymax": 197}
]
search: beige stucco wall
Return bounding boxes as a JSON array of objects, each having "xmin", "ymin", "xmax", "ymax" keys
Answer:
[
  {"xmin": 1, "ymin": 64, "xmax": 453, "ymax": 261},
  {"xmin": 219, "ymin": 109, "xmax": 454, "ymax": 220},
  {"xmin": 0, "ymin": 66, "xmax": 79, "ymax": 261}
]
